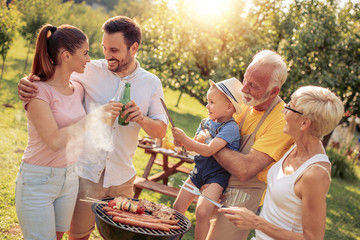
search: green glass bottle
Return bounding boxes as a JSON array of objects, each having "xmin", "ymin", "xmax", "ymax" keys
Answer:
[{"xmin": 118, "ymin": 82, "xmax": 131, "ymax": 126}]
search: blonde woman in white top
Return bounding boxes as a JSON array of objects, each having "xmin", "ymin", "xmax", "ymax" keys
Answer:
[{"xmin": 218, "ymin": 86, "xmax": 344, "ymax": 240}]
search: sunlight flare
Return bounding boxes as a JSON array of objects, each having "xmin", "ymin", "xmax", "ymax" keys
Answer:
[{"xmin": 194, "ymin": 0, "xmax": 226, "ymax": 16}]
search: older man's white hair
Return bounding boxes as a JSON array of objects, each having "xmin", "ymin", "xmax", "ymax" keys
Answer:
[{"xmin": 249, "ymin": 50, "xmax": 287, "ymax": 90}]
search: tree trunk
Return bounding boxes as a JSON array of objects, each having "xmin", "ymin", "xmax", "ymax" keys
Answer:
[
  {"xmin": 0, "ymin": 58, "xmax": 5, "ymax": 82},
  {"xmin": 23, "ymin": 40, "xmax": 32, "ymax": 74},
  {"xmin": 175, "ymin": 91, "xmax": 183, "ymax": 108}
]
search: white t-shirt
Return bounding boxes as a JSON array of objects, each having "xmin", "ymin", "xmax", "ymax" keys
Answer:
[
  {"xmin": 256, "ymin": 145, "xmax": 331, "ymax": 239},
  {"xmin": 71, "ymin": 59, "xmax": 167, "ymax": 187}
]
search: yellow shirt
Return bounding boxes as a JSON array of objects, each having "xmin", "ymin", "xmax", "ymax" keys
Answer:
[{"xmin": 234, "ymin": 101, "xmax": 294, "ymax": 183}]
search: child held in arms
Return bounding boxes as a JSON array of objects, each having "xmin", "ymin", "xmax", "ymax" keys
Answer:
[{"xmin": 172, "ymin": 78, "xmax": 243, "ymax": 240}]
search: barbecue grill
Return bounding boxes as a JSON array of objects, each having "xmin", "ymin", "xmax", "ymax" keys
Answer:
[{"xmin": 92, "ymin": 198, "xmax": 191, "ymax": 240}]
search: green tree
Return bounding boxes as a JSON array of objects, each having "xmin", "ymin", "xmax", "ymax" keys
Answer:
[
  {"xmin": 15, "ymin": 0, "xmax": 62, "ymax": 74},
  {"xmin": 138, "ymin": 0, "xmax": 359, "ymax": 128},
  {"xmin": 85, "ymin": 0, "xmax": 118, "ymax": 12},
  {"xmin": 0, "ymin": 1, "xmax": 22, "ymax": 82},
  {"xmin": 53, "ymin": 1, "xmax": 109, "ymax": 59},
  {"xmin": 333, "ymin": 1, "xmax": 360, "ymax": 118},
  {"xmin": 111, "ymin": 0, "xmax": 157, "ymax": 21},
  {"xmin": 139, "ymin": 0, "xmax": 285, "ymax": 106},
  {"xmin": 277, "ymin": 0, "xmax": 360, "ymax": 145}
]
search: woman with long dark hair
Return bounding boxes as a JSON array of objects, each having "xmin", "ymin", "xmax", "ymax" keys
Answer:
[{"xmin": 15, "ymin": 24, "xmax": 121, "ymax": 240}]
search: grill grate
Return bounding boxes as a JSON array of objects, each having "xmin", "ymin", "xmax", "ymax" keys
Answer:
[{"xmin": 94, "ymin": 202, "xmax": 191, "ymax": 236}]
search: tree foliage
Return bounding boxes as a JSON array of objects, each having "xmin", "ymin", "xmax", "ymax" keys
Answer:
[
  {"xmin": 53, "ymin": 2, "xmax": 109, "ymax": 59},
  {"xmin": 111, "ymin": 0, "xmax": 157, "ymax": 20},
  {"xmin": 14, "ymin": 0, "xmax": 63, "ymax": 73},
  {"xmin": 278, "ymin": 0, "xmax": 360, "ymax": 118},
  {"xmin": 138, "ymin": 0, "xmax": 290, "ymax": 105},
  {"xmin": 138, "ymin": 0, "xmax": 257, "ymax": 106},
  {"xmin": 137, "ymin": 0, "xmax": 359, "ymax": 119},
  {"xmin": 2, "ymin": 0, "xmax": 359, "ymax": 118},
  {"xmin": 15, "ymin": 0, "xmax": 61, "ymax": 44},
  {"xmin": 84, "ymin": 0, "xmax": 118, "ymax": 12},
  {"xmin": 0, "ymin": 1, "xmax": 22, "ymax": 81}
]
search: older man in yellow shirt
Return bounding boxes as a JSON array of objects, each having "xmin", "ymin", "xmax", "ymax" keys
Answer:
[{"xmin": 206, "ymin": 50, "xmax": 294, "ymax": 240}]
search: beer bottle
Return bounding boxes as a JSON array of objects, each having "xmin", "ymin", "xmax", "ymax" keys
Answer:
[{"xmin": 118, "ymin": 82, "xmax": 131, "ymax": 126}]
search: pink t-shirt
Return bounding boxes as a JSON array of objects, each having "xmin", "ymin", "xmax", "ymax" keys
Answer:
[{"xmin": 22, "ymin": 80, "xmax": 86, "ymax": 168}]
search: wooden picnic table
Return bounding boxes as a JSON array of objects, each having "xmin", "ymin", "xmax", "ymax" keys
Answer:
[{"xmin": 134, "ymin": 143, "xmax": 196, "ymax": 200}]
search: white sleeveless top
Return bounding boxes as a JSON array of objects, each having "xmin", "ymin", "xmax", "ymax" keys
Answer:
[{"xmin": 256, "ymin": 145, "xmax": 330, "ymax": 240}]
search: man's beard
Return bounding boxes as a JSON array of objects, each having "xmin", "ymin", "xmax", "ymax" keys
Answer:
[
  {"xmin": 107, "ymin": 51, "xmax": 132, "ymax": 73},
  {"xmin": 242, "ymin": 90, "xmax": 271, "ymax": 107}
]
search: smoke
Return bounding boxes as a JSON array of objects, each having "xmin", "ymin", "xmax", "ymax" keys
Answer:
[
  {"xmin": 64, "ymin": 81, "xmax": 127, "ymax": 198},
  {"xmin": 65, "ymin": 101, "xmax": 115, "ymax": 176}
]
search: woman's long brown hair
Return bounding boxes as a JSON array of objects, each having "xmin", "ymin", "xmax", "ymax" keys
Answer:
[{"xmin": 31, "ymin": 24, "xmax": 87, "ymax": 81}]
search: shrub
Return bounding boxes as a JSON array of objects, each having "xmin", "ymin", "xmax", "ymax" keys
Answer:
[{"xmin": 327, "ymin": 148, "xmax": 358, "ymax": 180}]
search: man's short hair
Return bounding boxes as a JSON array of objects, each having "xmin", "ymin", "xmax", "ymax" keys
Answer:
[
  {"xmin": 102, "ymin": 16, "xmax": 142, "ymax": 49},
  {"xmin": 291, "ymin": 86, "xmax": 344, "ymax": 138},
  {"xmin": 249, "ymin": 50, "xmax": 287, "ymax": 90}
]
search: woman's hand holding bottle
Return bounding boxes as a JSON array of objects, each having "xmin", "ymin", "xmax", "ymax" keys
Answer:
[{"xmin": 102, "ymin": 101, "xmax": 123, "ymax": 126}]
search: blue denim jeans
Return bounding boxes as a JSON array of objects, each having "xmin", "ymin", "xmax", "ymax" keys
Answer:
[{"xmin": 15, "ymin": 162, "xmax": 79, "ymax": 240}]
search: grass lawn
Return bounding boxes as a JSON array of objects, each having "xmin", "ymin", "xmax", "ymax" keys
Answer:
[{"xmin": 1, "ymin": 37, "xmax": 359, "ymax": 240}]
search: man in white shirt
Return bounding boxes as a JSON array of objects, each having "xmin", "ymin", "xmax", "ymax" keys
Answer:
[{"xmin": 18, "ymin": 16, "xmax": 167, "ymax": 240}]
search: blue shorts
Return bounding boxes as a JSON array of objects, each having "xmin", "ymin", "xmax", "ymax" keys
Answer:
[
  {"xmin": 189, "ymin": 155, "xmax": 230, "ymax": 190},
  {"xmin": 15, "ymin": 162, "xmax": 79, "ymax": 240}
]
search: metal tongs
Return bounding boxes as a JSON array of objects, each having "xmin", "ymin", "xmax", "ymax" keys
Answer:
[{"xmin": 179, "ymin": 181, "xmax": 226, "ymax": 208}]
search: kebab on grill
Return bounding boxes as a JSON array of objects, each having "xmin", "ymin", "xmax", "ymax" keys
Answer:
[
  {"xmin": 108, "ymin": 197, "xmax": 177, "ymax": 220},
  {"xmin": 113, "ymin": 197, "xmax": 175, "ymax": 219},
  {"xmin": 107, "ymin": 198, "xmax": 145, "ymax": 214}
]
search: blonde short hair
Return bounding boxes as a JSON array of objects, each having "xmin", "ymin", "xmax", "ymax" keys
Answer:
[
  {"xmin": 291, "ymin": 86, "xmax": 344, "ymax": 138},
  {"xmin": 249, "ymin": 50, "xmax": 287, "ymax": 89}
]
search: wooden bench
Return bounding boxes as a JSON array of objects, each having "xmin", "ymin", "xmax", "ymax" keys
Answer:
[
  {"xmin": 145, "ymin": 158, "xmax": 193, "ymax": 183},
  {"xmin": 154, "ymin": 158, "xmax": 192, "ymax": 174},
  {"xmin": 134, "ymin": 176, "xmax": 198, "ymax": 203},
  {"xmin": 135, "ymin": 145, "xmax": 196, "ymax": 203}
]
